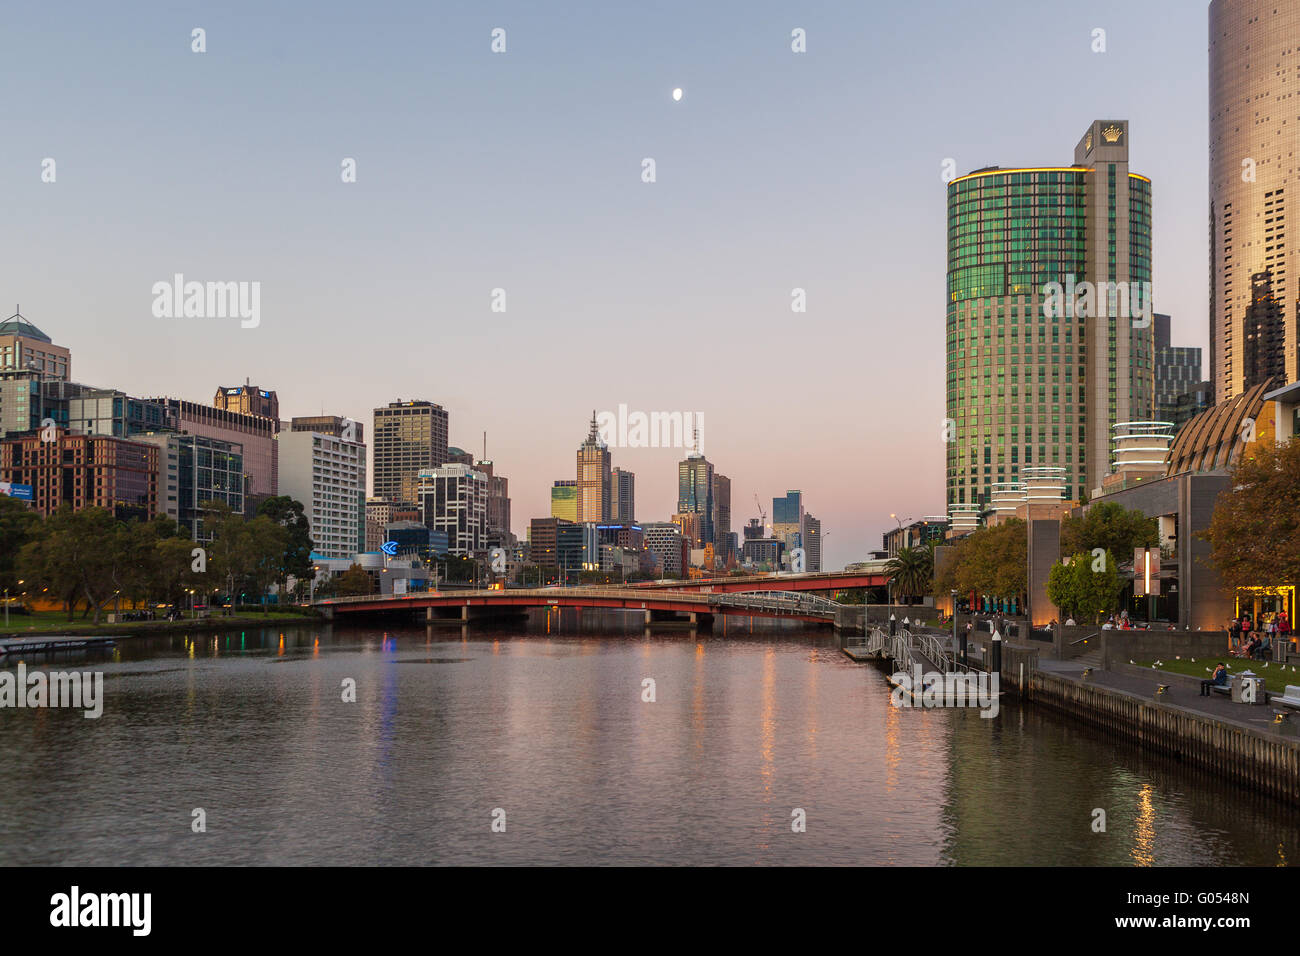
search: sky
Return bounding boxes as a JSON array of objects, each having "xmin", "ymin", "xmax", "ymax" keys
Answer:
[{"xmin": 2, "ymin": 0, "xmax": 1211, "ymax": 569}]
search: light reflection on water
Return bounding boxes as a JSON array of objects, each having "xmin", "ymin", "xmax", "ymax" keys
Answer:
[{"xmin": 0, "ymin": 619, "xmax": 1294, "ymax": 866}]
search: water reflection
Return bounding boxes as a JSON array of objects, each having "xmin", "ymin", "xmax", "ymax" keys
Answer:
[{"xmin": 0, "ymin": 619, "xmax": 1293, "ymax": 866}]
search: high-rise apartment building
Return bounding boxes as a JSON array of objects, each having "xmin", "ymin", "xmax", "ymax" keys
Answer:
[
  {"xmin": 677, "ymin": 453, "xmax": 714, "ymax": 545},
  {"xmin": 1210, "ymin": 0, "xmax": 1299, "ymax": 401},
  {"xmin": 373, "ymin": 401, "xmax": 449, "ymax": 506},
  {"xmin": 576, "ymin": 412, "xmax": 612, "ymax": 522},
  {"xmin": 946, "ymin": 120, "xmax": 1154, "ymax": 508},
  {"xmin": 213, "ymin": 383, "xmax": 279, "ymax": 421},
  {"xmin": 417, "ymin": 463, "xmax": 488, "ymax": 557},
  {"xmin": 612, "ymin": 467, "xmax": 635, "ymax": 523},
  {"xmin": 278, "ymin": 428, "xmax": 367, "ymax": 560},
  {"xmin": 474, "ymin": 458, "xmax": 513, "ymax": 547}
]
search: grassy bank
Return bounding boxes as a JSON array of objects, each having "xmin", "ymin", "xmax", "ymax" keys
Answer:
[{"xmin": 1135, "ymin": 657, "xmax": 1300, "ymax": 695}]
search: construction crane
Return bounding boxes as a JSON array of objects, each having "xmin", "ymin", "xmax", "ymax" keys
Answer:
[{"xmin": 754, "ymin": 493, "xmax": 767, "ymax": 533}]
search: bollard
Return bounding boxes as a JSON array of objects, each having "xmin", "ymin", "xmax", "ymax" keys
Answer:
[
  {"xmin": 990, "ymin": 628, "xmax": 1002, "ymax": 675},
  {"xmin": 890, "ymin": 613, "xmax": 896, "ymax": 637},
  {"xmin": 959, "ymin": 629, "xmax": 968, "ymax": 667}
]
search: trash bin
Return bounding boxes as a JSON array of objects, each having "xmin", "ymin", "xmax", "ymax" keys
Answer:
[{"xmin": 1231, "ymin": 671, "xmax": 1265, "ymax": 705}]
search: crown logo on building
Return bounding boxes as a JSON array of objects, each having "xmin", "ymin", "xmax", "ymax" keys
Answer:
[
  {"xmin": 1102, "ymin": 124, "xmax": 1123, "ymax": 144},
  {"xmin": 1085, "ymin": 132, "xmax": 1093, "ymax": 151}
]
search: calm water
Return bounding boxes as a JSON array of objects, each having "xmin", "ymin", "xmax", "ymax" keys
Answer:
[{"xmin": 0, "ymin": 616, "xmax": 1293, "ymax": 866}]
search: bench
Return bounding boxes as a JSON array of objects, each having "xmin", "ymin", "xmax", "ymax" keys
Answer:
[{"xmin": 1269, "ymin": 685, "xmax": 1300, "ymax": 709}]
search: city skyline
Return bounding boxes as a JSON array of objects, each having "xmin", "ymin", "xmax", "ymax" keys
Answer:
[{"xmin": 3, "ymin": 0, "xmax": 1212, "ymax": 569}]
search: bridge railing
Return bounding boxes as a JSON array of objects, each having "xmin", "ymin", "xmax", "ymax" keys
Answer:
[{"xmin": 714, "ymin": 590, "xmax": 841, "ymax": 617}]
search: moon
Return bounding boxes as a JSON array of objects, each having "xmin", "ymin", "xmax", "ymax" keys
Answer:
[{"xmin": 672, "ymin": 88, "xmax": 682, "ymax": 101}]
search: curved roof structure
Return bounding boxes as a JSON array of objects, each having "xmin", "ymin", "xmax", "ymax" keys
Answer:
[
  {"xmin": 1166, "ymin": 379, "xmax": 1274, "ymax": 476},
  {"xmin": 0, "ymin": 312, "xmax": 51, "ymax": 343}
]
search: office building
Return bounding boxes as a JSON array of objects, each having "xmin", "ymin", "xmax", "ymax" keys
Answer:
[
  {"xmin": 0, "ymin": 429, "xmax": 157, "ymax": 520},
  {"xmin": 677, "ymin": 453, "xmax": 714, "ymax": 544},
  {"xmin": 1210, "ymin": 0, "xmax": 1299, "ymax": 401},
  {"xmin": 528, "ymin": 517, "xmax": 571, "ymax": 569},
  {"xmin": 149, "ymin": 397, "xmax": 279, "ymax": 509},
  {"xmin": 1153, "ymin": 313, "xmax": 1207, "ymax": 423},
  {"xmin": 551, "ymin": 479, "xmax": 578, "ymax": 522},
  {"xmin": 290, "ymin": 415, "xmax": 363, "ymax": 443},
  {"xmin": 417, "ymin": 463, "xmax": 488, "ymax": 557},
  {"xmin": 474, "ymin": 458, "xmax": 513, "ymax": 547},
  {"xmin": 643, "ymin": 522, "xmax": 687, "ymax": 578},
  {"xmin": 612, "ymin": 467, "xmax": 635, "ymax": 523},
  {"xmin": 365, "ymin": 497, "xmax": 419, "ymax": 552},
  {"xmin": 802, "ymin": 514, "xmax": 822, "ymax": 572},
  {"xmin": 947, "ymin": 120, "xmax": 1154, "ymax": 509},
  {"xmin": 278, "ymin": 428, "xmax": 366, "ymax": 560},
  {"xmin": 0, "ymin": 311, "xmax": 70, "ymax": 380},
  {"xmin": 214, "ymin": 383, "xmax": 279, "ymax": 421},
  {"xmin": 712, "ymin": 473, "xmax": 731, "ymax": 560},
  {"xmin": 138, "ymin": 432, "xmax": 243, "ymax": 541},
  {"xmin": 772, "ymin": 489, "xmax": 804, "ymax": 551},
  {"xmin": 373, "ymin": 400, "xmax": 449, "ymax": 506},
  {"xmin": 576, "ymin": 412, "xmax": 612, "ymax": 522}
]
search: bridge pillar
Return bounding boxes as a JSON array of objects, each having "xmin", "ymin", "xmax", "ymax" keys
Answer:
[
  {"xmin": 426, "ymin": 607, "xmax": 433, "ymax": 623},
  {"xmin": 461, "ymin": 605, "xmax": 469, "ymax": 621},
  {"xmin": 644, "ymin": 609, "xmax": 652, "ymax": 625}
]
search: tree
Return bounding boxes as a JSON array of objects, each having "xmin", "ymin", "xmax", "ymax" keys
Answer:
[
  {"xmin": 1046, "ymin": 550, "xmax": 1124, "ymax": 623},
  {"xmin": 934, "ymin": 518, "xmax": 1028, "ymax": 608},
  {"xmin": 1204, "ymin": 437, "xmax": 1300, "ymax": 589},
  {"xmin": 1060, "ymin": 502, "xmax": 1158, "ymax": 562},
  {"xmin": 17, "ymin": 506, "xmax": 128, "ymax": 623},
  {"xmin": 257, "ymin": 496, "xmax": 315, "ymax": 599},
  {"xmin": 885, "ymin": 546, "xmax": 933, "ymax": 604},
  {"xmin": 334, "ymin": 564, "xmax": 373, "ymax": 597},
  {"xmin": 0, "ymin": 496, "xmax": 40, "ymax": 593}
]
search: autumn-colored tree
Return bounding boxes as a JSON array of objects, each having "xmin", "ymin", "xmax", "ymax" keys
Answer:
[
  {"xmin": 1204, "ymin": 437, "xmax": 1300, "ymax": 589},
  {"xmin": 934, "ymin": 518, "xmax": 1027, "ymax": 607}
]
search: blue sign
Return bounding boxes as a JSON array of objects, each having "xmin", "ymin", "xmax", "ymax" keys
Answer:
[
  {"xmin": 380, "ymin": 541, "xmax": 399, "ymax": 556},
  {"xmin": 0, "ymin": 482, "xmax": 33, "ymax": 501}
]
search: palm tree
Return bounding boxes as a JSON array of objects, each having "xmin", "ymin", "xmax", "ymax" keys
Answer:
[{"xmin": 885, "ymin": 546, "xmax": 933, "ymax": 605}]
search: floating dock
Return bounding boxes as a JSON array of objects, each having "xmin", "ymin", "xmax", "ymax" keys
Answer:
[{"xmin": 0, "ymin": 635, "xmax": 117, "ymax": 656}]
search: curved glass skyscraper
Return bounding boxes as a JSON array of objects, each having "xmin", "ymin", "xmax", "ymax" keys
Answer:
[
  {"xmin": 1209, "ymin": 0, "xmax": 1299, "ymax": 400},
  {"xmin": 945, "ymin": 120, "xmax": 1154, "ymax": 513}
]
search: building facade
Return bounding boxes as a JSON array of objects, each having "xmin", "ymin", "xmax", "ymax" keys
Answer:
[
  {"xmin": 0, "ymin": 312, "xmax": 70, "ymax": 380},
  {"xmin": 1209, "ymin": 0, "xmax": 1299, "ymax": 402},
  {"xmin": 612, "ymin": 467, "xmax": 635, "ymax": 523},
  {"xmin": 677, "ymin": 453, "xmax": 714, "ymax": 545},
  {"xmin": 946, "ymin": 120, "xmax": 1154, "ymax": 510},
  {"xmin": 0, "ymin": 429, "xmax": 157, "ymax": 520},
  {"xmin": 372, "ymin": 401, "xmax": 449, "ymax": 506},
  {"xmin": 643, "ymin": 522, "xmax": 687, "ymax": 578},
  {"xmin": 138, "ymin": 432, "xmax": 243, "ymax": 541},
  {"xmin": 278, "ymin": 429, "xmax": 367, "ymax": 560},
  {"xmin": 551, "ymin": 479, "xmax": 578, "ymax": 522},
  {"xmin": 417, "ymin": 463, "xmax": 488, "ymax": 557},
  {"xmin": 576, "ymin": 413, "xmax": 612, "ymax": 522},
  {"xmin": 213, "ymin": 383, "xmax": 279, "ymax": 421}
]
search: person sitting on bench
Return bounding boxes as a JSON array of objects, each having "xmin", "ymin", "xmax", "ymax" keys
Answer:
[{"xmin": 1201, "ymin": 663, "xmax": 1229, "ymax": 697}]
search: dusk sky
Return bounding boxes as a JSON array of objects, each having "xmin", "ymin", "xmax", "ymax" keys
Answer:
[{"xmin": 3, "ymin": 0, "xmax": 1209, "ymax": 569}]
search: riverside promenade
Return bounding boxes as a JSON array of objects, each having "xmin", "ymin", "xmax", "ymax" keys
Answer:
[{"xmin": 1030, "ymin": 654, "xmax": 1300, "ymax": 802}]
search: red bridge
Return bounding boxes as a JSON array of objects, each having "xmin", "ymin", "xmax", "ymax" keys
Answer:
[
  {"xmin": 629, "ymin": 569, "xmax": 889, "ymax": 594},
  {"xmin": 316, "ymin": 586, "xmax": 847, "ymax": 626}
]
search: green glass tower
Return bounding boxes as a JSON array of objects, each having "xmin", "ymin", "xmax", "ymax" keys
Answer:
[{"xmin": 945, "ymin": 120, "xmax": 1154, "ymax": 514}]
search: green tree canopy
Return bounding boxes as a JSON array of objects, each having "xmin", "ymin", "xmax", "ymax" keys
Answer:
[
  {"xmin": 1060, "ymin": 502, "xmax": 1158, "ymax": 562},
  {"xmin": 934, "ymin": 518, "xmax": 1027, "ymax": 606}
]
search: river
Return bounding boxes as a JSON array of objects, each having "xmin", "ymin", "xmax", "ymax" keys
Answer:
[{"xmin": 0, "ymin": 616, "xmax": 1292, "ymax": 865}]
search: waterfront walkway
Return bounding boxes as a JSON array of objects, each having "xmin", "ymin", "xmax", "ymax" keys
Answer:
[{"xmin": 1038, "ymin": 656, "xmax": 1300, "ymax": 740}]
